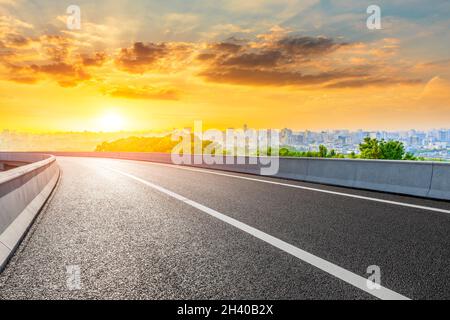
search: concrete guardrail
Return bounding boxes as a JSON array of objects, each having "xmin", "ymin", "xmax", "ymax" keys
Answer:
[
  {"xmin": 45, "ymin": 152, "xmax": 450, "ymax": 201},
  {"xmin": 0, "ymin": 153, "xmax": 60, "ymax": 271}
]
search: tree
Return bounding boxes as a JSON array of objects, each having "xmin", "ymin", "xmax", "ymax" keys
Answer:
[
  {"xmin": 379, "ymin": 140, "xmax": 405, "ymax": 160},
  {"xmin": 94, "ymin": 135, "xmax": 214, "ymax": 154},
  {"xmin": 359, "ymin": 137, "xmax": 408, "ymax": 160},
  {"xmin": 403, "ymin": 152, "xmax": 417, "ymax": 160},
  {"xmin": 329, "ymin": 149, "xmax": 336, "ymax": 157},
  {"xmin": 279, "ymin": 148, "xmax": 290, "ymax": 157},
  {"xmin": 318, "ymin": 145, "xmax": 328, "ymax": 158},
  {"xmin": 359, "ymin": 137, "xmax": 382, "ymax": 159}
]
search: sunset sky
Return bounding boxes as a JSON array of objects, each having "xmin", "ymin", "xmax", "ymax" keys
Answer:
[{"xmin": 0, "ymin": 0, "xmax": 449, "ymax": 132}]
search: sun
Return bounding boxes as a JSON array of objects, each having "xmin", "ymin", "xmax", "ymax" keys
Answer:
[{"xmin": 98, "ymin": 111, "xmax": 125, "ymax": 132}]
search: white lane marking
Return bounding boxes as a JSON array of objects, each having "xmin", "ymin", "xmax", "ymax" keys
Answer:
[
  {"xmin": 110, "ymin": 159, "xmax": 450, "ymax": 215},
  {"xmin": 107, "ymin": 166, "xmax": 410, "ymax": 300}
]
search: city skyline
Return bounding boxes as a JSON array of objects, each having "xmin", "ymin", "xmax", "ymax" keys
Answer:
[{"xmin": 1, "ymin": 127, "xmax": 449, "ymax": 160}]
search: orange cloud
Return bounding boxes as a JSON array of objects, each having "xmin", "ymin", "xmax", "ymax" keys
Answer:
[
  {"xmin": 81, "ymin": 52, "xmax": 107, "ymax": 66},
  {"xmin": 0, "ymin": 22, "xmax": 430, "ymax": 92},
  {"xmin": 115, "ymin": 42, "xmax": 168, "ymax": 73},
  {"xmin": 114, "ymin": 42, "xmax": 193, "ymax": 74},
  {"xmin": 106, "ymin": 85, "xmax": 180, "ymax": 100}
]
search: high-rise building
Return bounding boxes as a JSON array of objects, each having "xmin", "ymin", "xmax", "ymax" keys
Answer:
[
  {"xmin": 280, "ymin": 128, "xmax": 292, "ymax": 145},
  {"xmin": 438, "ymin": 130, "xmax": 448, "ymax": 142}
]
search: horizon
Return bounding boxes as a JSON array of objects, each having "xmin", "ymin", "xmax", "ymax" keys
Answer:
[
  {"xmin": 1, "ymin": 126, "xmax": 450, "ymax": 135},
  {"xmin": 1, "ymin": 125, "xmax": 449, "ymax": 159}
]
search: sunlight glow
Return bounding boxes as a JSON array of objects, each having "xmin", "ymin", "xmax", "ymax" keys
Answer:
[{"xmin": 97, "ymin": 111, "xmax": 125, "ymax": 132}]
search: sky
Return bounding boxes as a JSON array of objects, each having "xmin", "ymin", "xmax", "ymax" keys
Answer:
[{"xmin": 0, "ymin": 0, "xmax": 449, "ymax": 132}]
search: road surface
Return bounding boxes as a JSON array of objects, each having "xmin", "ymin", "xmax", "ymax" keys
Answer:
[{"xmin": 0, "ymin": 156, "xmax": 449, "ymax": 299}]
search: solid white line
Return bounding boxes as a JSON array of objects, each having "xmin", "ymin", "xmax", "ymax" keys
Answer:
[
  {"xmin": 107, "ymin": 166, "xmax": 410, "ymax": 300},
  {"xmin": 113, "ymin": 160, "xmax": 450, "ymax": 215}
]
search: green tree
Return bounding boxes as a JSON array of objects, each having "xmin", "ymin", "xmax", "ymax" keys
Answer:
[
  {"xmin": 359, "ymin": 137, "xmax": 410, "ymax": 160},
  {"xmin": 279, "ymin": 147, "xmax": 290, "ymax": 157},
  {"xmin": 379, "ymin": 140, "xmax": 405, "ymax": 160},
  {"xmin": 359, "ymin": 137, "xmax": 382, "ymax": 159},
  {"xmin": 329, "ymin": 149, "xmax": 336, "ymax": 158},
  {"xmin": 94, "ymin": 135, "xmax": 214, "ymax": 154},
  {"xmin": 403, "ymin": 152, "xmax": 417, "ymax": 160},
  {"xmin": 318, "ymin": 145, "xmax": 328, "ymax": 158}
]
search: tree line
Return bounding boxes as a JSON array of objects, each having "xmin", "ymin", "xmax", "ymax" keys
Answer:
[
  {"xmin": 96, "ymin": 136, "xmax": 425, "ymax": 161},
  {"xmin": 280, "ymin": 137, "xmax": 420, "ymax": 160}
]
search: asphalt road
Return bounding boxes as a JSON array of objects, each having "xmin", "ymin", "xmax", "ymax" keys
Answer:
[{"xmin": 0, "ymin": 156, "xmax": 449, "ymax": 300}]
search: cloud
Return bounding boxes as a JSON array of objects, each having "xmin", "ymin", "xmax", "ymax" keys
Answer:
[
  {"xmin": 106, "ymin": 86, "xmax": 179, "ymax": 100},
  {"xmin": 0, "ymin": 19, "xmax": 425, "ymax": 90},
  {"xmin": 418, "ymin": 59, "xmax": 450, "ymax": 68},
  {"xmin": 197, "ymin": 34, "xmax": 365, "ymax": 86},
  {"xmin": 200, "ymin": 68, "xmax": 366, "ymax": 86},
  {"xmin": 115, "ymin": 42, "xmax": 168, "ymax": 72},
  {"xmin": 211, "ymin": 41, "xmax": 243, "ymax": 53},
  {"xmin": 0, "ymin": 15, "xmax": 34, "ymax": 50},
  {"xmin": 2, "ymin": 60, "xmax": 91, "ymax": 87},
  {"xmin": 114, "ymin": 42, "xmax": 193, "ymax": 73},
  {"xmin": 325, "ymin": 77, "xmax": 422, "ymax": 89},
  {"xmin": 0, "ymin": 15, "xmax": 32, "ymax": 33},
  {"xmin": 58, "ymin": 16, "xmax": 141, "ymax": 49},
  {"xmin": 7, "ymin": 74, "xmax": 39, "ymax": 84},
  {"xmin": 201, "ymin": 35, "xmax": 351, "ymax": 68},
  {"xmin": 220, "ymin": 50, "xmax": 283, "ymax": 67},
  {"xmin": 0, "ymin": 26, "xmax": 95, "ymax": 87},
  {"xmin": 193, "ymin": 31, "xmax": 426, "ymax": 88},
  {"xmin": 30, "ymin": 62, "xmax": 91, "ymax": 87},
  {"xmin": 81, "ymin": 52, "xmax": 107, "ymax": 66},
  {"xmin": 31, "ymin": 62, "xmax": 76, "ymax": 75},
  {"xmin": 0, "ymin": 40, "xmax": 15, "ymax": 57},
  {"xmin": 196, "ymin": 53, "xmax": 216, "ymax": 61},
  {"xmin": 3, "ymin": 34, "xmax": 30, "ymax": 47},
  {"xmin": 276, "ymin": 36, "xmax": 348, "ymax": 56}
]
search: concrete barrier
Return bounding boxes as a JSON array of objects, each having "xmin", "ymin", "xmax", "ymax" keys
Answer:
[
  {"xmin": 274, "ymin": 157, "xmax": 434, "ymax": 197},
  {"xmin": 44, "ymin": 152, "xmax": 450, "ymax": 201},
  {"xmin": 0, "ymin": 153, "xmax": 60, "ymax": 270},
  {"xmin": 428, "ymin": 162, "xmax": 450, "ymax": 200}
]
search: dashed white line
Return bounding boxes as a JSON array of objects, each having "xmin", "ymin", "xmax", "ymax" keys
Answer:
[{"xmin": 107, "ymin": 166, "xmax": 410, "ymax": 300}]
